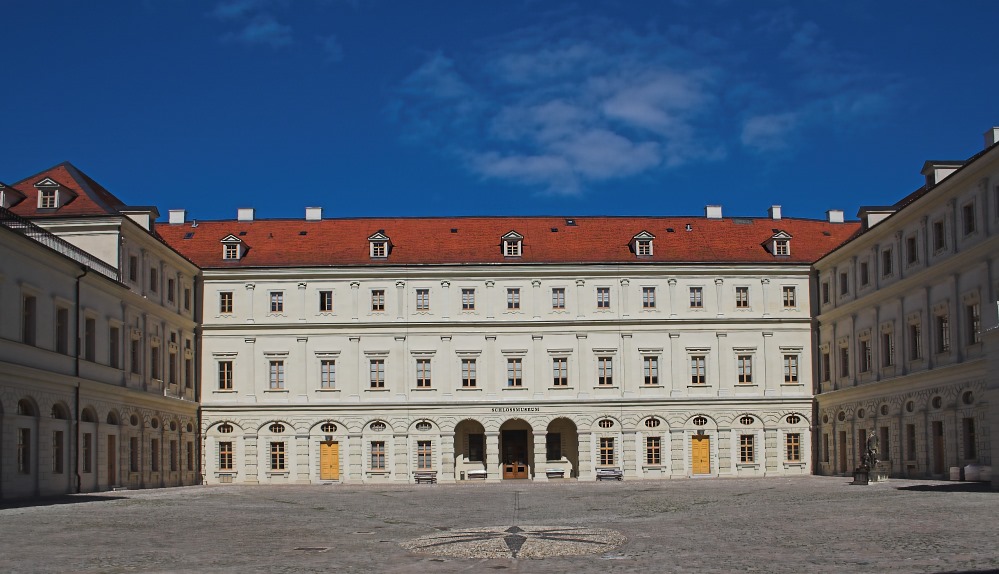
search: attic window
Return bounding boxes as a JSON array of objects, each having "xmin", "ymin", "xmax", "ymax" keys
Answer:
[
  {"xmin": 368, "ymin": 231, "xmax": 390, "ymax": 258},
  {"xmin": 238, "ymin": 231, "xmax": 247, "ymax": 236},
  {"xmin": 632, "ymin": 231, "xmax": 655, "ymax": 257},
  {"xmin": 768, "ymin": 231, "xmax": 792, "ymax": 257},
  {"xmin": 299, "ymin": 231, "xmax": 307, "ymax": 236},
  {"xmin": 371, "ymin": 242, "xmax": 387, "ymax": 257},
  {"xmin": 551, "ymin": 227, "xmax": 558, "ymax": 233},
  {"xmin": 451, "ymin": 228, "xmax": 458, "ymax": 233},
  {"xmin": 221, "ymin": 235, "xmax": 244, "ymax": 260},
  {"xmin": 501, "ymin": 231, "xmax": 523, "ymax": 257},
  {"xmin": 183, "ymin": 232, "xmax": 194, "ymax": 240},
  {"xmin": 667, "ymin": 228, "xmax": 675, "ymax": 233},
  {"xmin": 39, "ymin": 189, "xmax": 57, "ymax": 209}
]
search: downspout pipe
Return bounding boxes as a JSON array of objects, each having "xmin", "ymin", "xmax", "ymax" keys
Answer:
[{"xmin": 74, "ymin": 267, "xmax": 88, "ymax": 494}]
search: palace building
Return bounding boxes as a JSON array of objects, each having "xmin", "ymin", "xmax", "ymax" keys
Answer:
[{"xmin": 0, "ymin": 127, "xmax": 996, "ymax": 497}]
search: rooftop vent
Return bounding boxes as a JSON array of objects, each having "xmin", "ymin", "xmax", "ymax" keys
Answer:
[
  {"xmin": 237, "ymin": 208, "xmax": 255, "ymax": 221},
  {"xmin": 920, "ymin": 161, "xmax": 963, "ymax": 186},
  {"xmin": 299, "ymin": 231, "xmax": 308, "ymax": 236},
  {"xmin": 705, "ymin": 205, "xmax": 722, "ymax": 219},
  {"xmin": 551, "ymin": 227, "xmax": 558, "ymax": 232},
  {"xmin": 565, "ymin": 218, "xmax": 576, "ymax": 226},
  {"xmin": 666, "ymin": 228, "xmax": 675, "ymax": 233},
  {"xmin": 685, "ymin": 224, "xmax": 693, "ymax": 232},
  {"xmin": 183, "ymin": 232, "xmax": 194, "ymax": 239},
  {"xmin": 168, "ymin": 209, "xmax": 186, "ymax": 225},
  {"xmin": 450, "ymin": 228, "xmax": 458, "ymax": 233},
  {"xmin": 826, "ymin": 210, "xmax": 844, "ymax": 224},
  {"xmin": 768, "ymin": 205, "xmax": 782, "ymax": 220},
  {"xmin": 238, "ymin": 231, "xmax": 248, "ymax": 236},
  {"xmin": 305, "ymin": 207, "xmax": 322, "ymax": 221}
]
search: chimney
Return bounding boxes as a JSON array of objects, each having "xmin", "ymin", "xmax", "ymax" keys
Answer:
[
  {"xmin": 237, "ymin": 208, "xmax": 255, "ymax": 221},
  {"xmin": 705, "ymin": 205, "xmax": 722, "ymax": 219},
  {"xmin": 986, "ymin": 127, "xmax": 999, "ymax": 149},
  {"xmin": 920, "ymin": 161, "xmax": 962, "ymax": 186},
  {"xmin": 168, "ymin": 209, "xmax": 186, "ymax": 225},
  {"xmin": 305, "ymin": 207, "xmax": 323, "ymax": 221},
  {"xmin": 826, "ymin": 209, "xmax": 844, "ymax": 224},
  {"xmin": 768, "ymin": 205, "xmax": 782, "ymax": 220}
]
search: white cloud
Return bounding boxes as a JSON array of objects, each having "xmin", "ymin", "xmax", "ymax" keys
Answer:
[
  {"xmin": 222, "ymin": 14, "xmax": 292, "ymax": 48},
  {"xmin": 741, "ymin": 113, "xmax": 800, "ymax": 153},
  {"xmin": 319, "ymin": 34, "xmax": 343, "ymax": 62}
]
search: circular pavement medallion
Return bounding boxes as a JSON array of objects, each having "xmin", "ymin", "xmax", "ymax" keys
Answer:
[{"xmin": 401, "ymin": 525, "xmax": 626, "ymax": 559}]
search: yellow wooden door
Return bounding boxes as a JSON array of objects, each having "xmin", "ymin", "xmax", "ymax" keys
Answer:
[
  {"xmin": 691, "ymin": 435, "xmax": 711, "ymax": 474},
  {"xmin": 320, "ymin": 442, "xmax": 339, "ymax": 480}
]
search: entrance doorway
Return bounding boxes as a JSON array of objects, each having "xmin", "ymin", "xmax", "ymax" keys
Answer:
[
  {"xmin": 932, "ymin": 421, "xmax": 945, "ymax": 475},
  {"xmin": 502, "ymin": 430, "xmax": 529, "ymax": 479},
  {"xmin": 107, "ymin": 435, "xmax": 117, "ymax": 486},
  {"xmin": 691, "ymin": 434, "xmax": 710, "ymax": 474},
  {"xmin": 838, "ymin": 431, "xmax": 847, "ymax": 473},
  {"xmin": 320, "ymin": 441, "xmax": 339, "ymax": 480}
]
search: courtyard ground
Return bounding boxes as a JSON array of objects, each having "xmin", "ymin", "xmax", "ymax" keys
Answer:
[{"xmin": 0, "ymin": 476, "xmax": 996, "ymax": 573}]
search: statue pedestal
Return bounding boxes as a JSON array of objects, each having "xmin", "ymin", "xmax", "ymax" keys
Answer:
[{"xmin": 851, "ymin": 470, "xmax": 870, "ymax": 485}]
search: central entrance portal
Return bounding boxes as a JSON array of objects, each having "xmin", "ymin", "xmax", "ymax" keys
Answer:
[{"xmin": 502, "ymin": 430, "xmax": 529, "ymax": 479}]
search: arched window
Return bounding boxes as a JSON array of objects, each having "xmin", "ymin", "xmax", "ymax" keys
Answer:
[
  {"xmin": 269, "ymin": 423, "xmax": 286, "ymax": 433},
  {"xmin": 857, "ymin": 409, "xmax": 865, "ymax": 419},
  {"xmin": 739, "ymin": 415, "xmax": 754, "ymax": 425},
  {"xmin": 644, "ymin": 418, "xmax": 661, "ymax": 428},
  {"xmin": 321, "ymin": 423, "xmax": 337, "ymax": 433},
  {"xmin": 931, "ymin": 396, "xmax": 942, "ymax": 409},
  {"xmin": 692, "ymin": 416, "xmax": 707, "ymax": 427},
  {"xmin": 150, "ymin": 418, "xmax": 160, "ymax": 429},
  {"xmin": 81, "ymin": 408, "xmax": 97, "ymax": 423},
  {"xmin": 786, "ymin": 415, "xmax": 801, "ymax": 424},
  {"xmin": 218, "ymin": 423, "xmax": 234, "ymax": 434},
  {"xmin": 51, "ymin": 404, "xmax": 69, "ymax": 420},
  {"xmin": 962, "ymin": 391, "xmax": 974, "ymax": 405},
  {"xmin": 369, "ymin": 421, "xmax": 386, "ymax": 432},
  {"xmin": 17, "ymin": 399, "xmax": 36, "ymax": 416},
  {"xmin": 108, "ymin": 412, "xmax": 121, "ymax": 425},
  {"xmin": 129, "ymin": 414, "xmax": 139, "ymax": 426},
  {"xmin": 415, "ymin": 421, "xmax": 432, "ymax": 431},
  {"xmin": 598, "ymin": 419, "xmax": 614, "ymax": 429},
  {"xmin": 186, "ymin": 423, "xmax": 194, "ymax": 433}
]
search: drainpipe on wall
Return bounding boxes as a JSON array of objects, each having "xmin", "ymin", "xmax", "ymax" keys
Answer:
[{"xmin": 74, "ymin": 267, "xmax": 88, "ymax": 494}]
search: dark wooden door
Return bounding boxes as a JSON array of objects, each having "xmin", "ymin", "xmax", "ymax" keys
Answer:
[{"xmin": 502, "ymin": 430, "xmax": 529, "ymax": 479}]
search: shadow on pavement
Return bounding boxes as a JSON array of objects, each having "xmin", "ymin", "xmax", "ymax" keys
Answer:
[
  {"xmin": 896, "ymin": 482, "xmax": 994, "ymax": 493},
  {"xmin": 0, "ymin": 494, "xmax": 127, "ymax": 510}
]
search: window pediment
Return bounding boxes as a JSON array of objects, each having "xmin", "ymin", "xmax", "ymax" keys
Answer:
[
  {"xmin": 368, "ymin": 231, "xmax": 391, "ymax": 258},
  {"xmin": 501, "ymin": 230, "xmax": 523, "ymax": 257},
  {"xmin": 220, "ymin": 235, "xmax": 244, "ymax": 260},
  {"xmin": 766, "ymin": 231, "xmax": 792, "ymax": 256},
  {"xmin": 33, "ymin": 177, "xmax": 76, "ymax": 209},
  {"xmin": 632, "ymin": 230, "xmax": 655, "ymax": 256}
]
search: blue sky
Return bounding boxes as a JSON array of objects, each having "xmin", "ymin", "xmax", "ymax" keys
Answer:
[{"xmin": 2, "ymin": 0, "xmax": 997, "ymax": 221}]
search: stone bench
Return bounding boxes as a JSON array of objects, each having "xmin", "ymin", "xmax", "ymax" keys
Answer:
[
  {"xmin": 466, "ymin": 469, "xmax": 488, "ymax": 480},
  {"xmin": 545, "ymin": 468, "xmax": 566, "ymax": 479},
  {"xmin": 413, "ymin": 470, "xmax": 437, "ymax": 484},
  {"xmin": 596, "ymin": 467, "xmax": 623, "ymax": 481}
]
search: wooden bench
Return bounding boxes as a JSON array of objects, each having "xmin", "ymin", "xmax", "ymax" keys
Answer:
[
  {"xmin": 466, "ymin": 469, "xmax": 488, "ymax": 480},
  {"xmin": 413, "ymin": 470, "xmax": 437, "ymax": 484},
  {"xmin": 596, "ymin": 467, "xmax": 623, "ymax": 481}
]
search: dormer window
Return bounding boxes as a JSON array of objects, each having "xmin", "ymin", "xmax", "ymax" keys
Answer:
[
  {"xmin": 767, "ymin": 231, "xmax": 792, "ymax": 257},
  {"xmin": 39, "ymin": 189, "xmax": 56, "ymax": 208},
  {"xmin": 220, "ymin": 235, "xmax": 244, "ymax": 260},
  {"xmin": 632, "ymin": 231, "xmax": 655, "ymax": 256},
  {"xmin": 501, "ymin": 231, "xmax": 523, "ymax": 257},
  {"xmin": 0, "ymin": 184, "xmax": 26, "ymax": 209},
  {"xmin": 368, "ymin": 231, "xmax": 391, "ymax": 259},
  {"xmin": 33, "ymin": 177, "xmax": 75, "ymax": 209}
]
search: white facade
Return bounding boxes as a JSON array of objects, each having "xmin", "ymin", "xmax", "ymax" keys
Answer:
[{"xmin": 814, "ymin": 137, "xmax": 999, "ymax": 481}]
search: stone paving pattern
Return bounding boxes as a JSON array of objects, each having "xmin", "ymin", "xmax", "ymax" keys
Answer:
[{"xmin": 0, "ymin": 476, "xmax": 996, "ymax": 573}]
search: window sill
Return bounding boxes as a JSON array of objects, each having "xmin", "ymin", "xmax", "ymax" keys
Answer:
[
  {"xmin": 549, "ymin": 386, "xmax": 573, "ymax": 390},
  {"xmin": 456, "ymin": 387, "xmax": 481, "ymax": 391},
  {"xmin": 412, "ymin": 387, "xmax": 436, "ymax": 392},
  {"xmin": 315, "ymin": 388, "xmax": 340, "ymax": 393},
  {"xmin": 266, "ymin": 471, "xmax": 289, "ymax": 477},
  {"xmin": 502, "ymin": 386, "xmax": 528, "ymax": 391},
  {"xmin": 263, "ymin": 389, "xmax": 288, "ymax": 393},
  {"xmin": 214, "ymin": 471, "xmax": 238, "ymax": 477},
  {"xmin": 784, "ymin": 462, "xmax": 806, "ymax": 468},
  {"xmin": 213, "ymin": 389, "xmax": 237, "ymax": 394},
  {"xmin": 688, "ymin": 385, "xmax": 712, "ymax": 388},
  {"xmin": 735, "ymin": 383, "xmax": 758, "ymax": 387},
  {"xmin": 365, "ymin": 388, "xmax": 390, "ymax": 392},
  {"xmin": 781, "ymin": 382, "xmax": 804, "ymax": 387},
  {"xmin": 593, "ymin": 385, "xmax": 618, "ymax": 389},
  {"xmin": 641, "ymin": 384, "xmax": 661, "ymax": 387},
  {"xmin": 736, "ymin": 463, "xmax": 760, "ymax": 469}
]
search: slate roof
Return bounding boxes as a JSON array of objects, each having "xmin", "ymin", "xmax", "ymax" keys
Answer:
[{"xmin": 156, "ymin": 216, "xmax": 861, "ymax": 269}]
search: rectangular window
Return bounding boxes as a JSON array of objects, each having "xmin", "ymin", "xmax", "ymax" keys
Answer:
[
  {"xmin": 22, "ymin": 295, "xmax": 37, "ymax": 345},
  {"xmin": 170, "ymin": 440, "xmax": 179, "ymax": 472},
  {"xmin": 130, "ymin": 436, "xmax": 140, "ymax": 472},
  {"xmin": 822, "ymin": 433, "xmax": 830, "ymax": 463},
  {"xmin": 551, "ymin": 287, "xmax": 565, "ymax": 309},
  {"xmin": 56, "ymin": 307, "xmax": 69, "ymax": 354},
  {"xmin": 774, "ymin": 239, "xmax": 789, "ymax": 256},
  {"xmin": 219, "ymin": 291, "xmax": 233, "ymax": 314},
  {"xmin": 149, "ymin": 268, "xmax": 158, "ymax": 293},
  {"xmin": 224, "ymin": 243, "xmax": 239, "ymax": 260},
  {"xmin": 416, "ymin": 289, "xmax": 430, "ymax": 311},
  {"xmin": 547, "ymin": 433, "xmax": 562, "ymax": 460},
  {"xmin": 936, "ymin": 314, "xmax": 951, "ymax": 353},
  {"xmin": 461, "ymin": 288, "xmax": 475, "ymax": 310},
  {"xmin": 932, "ymin": 220, "xmax": 946, "ymax": 250},
  {"xmin": 821, "ymin": 282, "xmax": 830, "ymax": 304},
  {"xmin": 151, "ymin": 438, "xmax": 160, "ymax": 472},
  {"xmin": 597, "ymin": 357, "xmax": 613, "ymax": 385},
  {"xmin": 786, "ymin": 433, "xmax": 801, "ymax": 462},
  {"xmin": 905, "ymin": 424, "xmax": 916, "ymax": 461},
  {"xmin": 506, "ymin": 288, "xmax": 520, "ymax": 309},
  {"xmin": 906, "ymin": 235, "xmax": 918, "ymax": 264},
  {"xmin": 783, "ymin": 354, "xmax": 799, "ymax": 383},
  {"xmin": 882, "ymin": 248, "xmax": 893, "ymax": 276},
  {"xmin": 507, "ymin": 358, "xmax": 523, "ymax": 387},
  {"xmin": 963, "ymin": 418, "xmax": 976, "ymax": 460},
  {"xmin": 882, "ymin": 332, "xmax": 894, "ymax": 367},
  {"xmin": 52, "ymin": 431, "xmax": 64, "ymax": 474},
  {"xmin": 269, "ymin": 360, "xmax": 285, "ymax": 389},
  {"xmin": 184, "ymin": 357, "xmax": 193, "ymax": 390},
  {"xmin": 82, "ymin": 433, "xmax": 93, "ymax": 473},
  {"xmin": 468, "ymin": 434, "xmax": 484, "ymax": 462},
  {"xmin": 109, "ymin": 326, "xmax": 121, "ymax": 369},
  {"xmin": 910, "ymin": 323, "xmax": 923, "ymax": 360},
  {"xmin": 17, "ymin": 428, "xmax": 30, "ymax": 474},
  {"xmin": 860, "ymin": 340, "xmax": 872, "ymax": 373},
  {"xmin": 167, "ymin": 279, "xmax": 176, "ymax": 303},
  {"xmin": 689, "ymin": 287, "xmax": 703, "ymax": 308},
  {"xmin": 371, "ymin": 289, "xmax": 385, "ymax": 312},
  {"xmin": 186, "ymin": 441, "xmax": 194, "ymax": 471},
  {"xmin": 740, "ymin": 435, "xmax": 755, "ymax": 463},
  {"xmin": 552, "ymin": 357, "xmax": 568, "ymax": 386},
  {"xmin": 967, "ymin": 303, "xmax": 981, "ymax": 345},
  {"xmin": 369, "ymin": 359, "xmax": 385, "ymax": 388},
  {"xmin": 737, "ymin": 355, "xmax": 753, "ymax": 383},
  {"xmin": 637, "ymin": 239, "xmax": 652, "ymax": 256},
  {"xmin": 860, "ymin": 262, "xmax": 870, "ymax": 286},
  {"xmin": 839, "ymin": 272, "xmax": 849, "ymax": 296},
  {"xmin": 151, "ymin": 346, "xmax": 160, "ymax": 380},
  {"xmin": 320, "ymin": 359, "xmax": 336, "ymax": 389},
  {"xmin": 643, "ymin": 356, "xmax": 659, "ymax": 385},
  {"xmin": 646, "ymin": 436, "xmax": 661, "ymax": 465},
  {"xmin": 39, "ymin": 189, "xmax": 56, "ymax": 208},
  {"xmin": 219, "ymin": 441, "xmax": 234, "ymax": 471},
  {"xmin": 168, "ymin": 350, "xmax": 178, "ymax": 385},
  {"xmin": 129, "ymin": 255, "xmax": 138, "ymax": 282},
  {"xmin": 417, "ymin": 440, "xmax": 433, "ymax": 470},
  {"xmin": 821, "ymin": 351, "xmax": 831, "ymax": 382},
  {"xmin": 782, "ymin": 286, "xmax": 796, "ymax": 308},
  {"xmin": 416, "ymin": 358, "xmax": 432, "ymax": 388},
  {"xmin": 218, "ymin": 361, "xmax": 233, "ymax": 390},
  {"xmin": 642, "ymin": 287, "xmax": 656, "ymax": 308},
  {"xmin": 461, "ymin": 358, "xmax": 477, "ymax": 387},
  {"xmin": 690, "ymin": 355, "xmax": 706, "ymax": 384},
  {"xmin": 735, "ymin": 286, "xmax": 749, "ymax": 308},
  {"xmin": 879, "ymin": 427, "xmax": 890, "ymax": 460},
  {"xmin": 962, "ymin": 203, "xmax": 976, "ymax": 235},
  {"xmin": 371, "ymin": 241, "xmax": 387, "ymax": 258},
  {"xmin": 839, "ymin": 347, "xmax": 849, "ymax": 377},
  {"xmin": 370, "ymin": 441, "xmax": 385, "ymax": 470},
  {"xmin": 596, "ymin": 287, "xmax": 610, "ymax": 308},
  {"xmin": 269, "ymin": 291, "xmax": 284, "ymax": 313},
  {"xmin": 270, "ymin": 442, "xmax": 286, "ymax": 471},
  {"xmin": 599, "ymin": 437, "xmax": 615, "ymax": 466},
  {"xmin": 319, "ymin": 290, "xmax": 334, "ymax": 312},
  {"xmin": 184, "ymin": 287, "xmax": 191, "ymax": 311}
]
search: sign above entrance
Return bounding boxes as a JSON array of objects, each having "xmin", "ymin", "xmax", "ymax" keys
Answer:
[{"xmin": 491, "ymin": 407, "xmax": 540, "ymax": 413}]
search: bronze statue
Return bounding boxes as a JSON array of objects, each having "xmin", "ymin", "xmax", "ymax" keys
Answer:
[{"xmin": 860, "ymin": 431, "xmax": 879, "ymax": 471}]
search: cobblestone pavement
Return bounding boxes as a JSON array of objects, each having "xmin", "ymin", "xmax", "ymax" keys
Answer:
[{"xmin": 1, "ymin": 476, "xmax": 997, "ymax": 574}]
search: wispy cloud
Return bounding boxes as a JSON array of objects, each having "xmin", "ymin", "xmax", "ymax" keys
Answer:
[
  {"xmin": 318, "ymin": 34, "xmax": 343, "ymax": 62},
  {"xmin": 221, "ymin": 13, "xmax": 292, "ymax": 48},
  {"xmin": 210, "ymin": 0, "xmax": 265, "ymax": 21},
  {"xmin": 390, "ymin": 13, "xmax": 898, "ymax": 195}
]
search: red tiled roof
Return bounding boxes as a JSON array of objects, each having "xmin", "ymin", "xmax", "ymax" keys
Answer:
[
  {"xmin": 158, "ymin": 216, "xmax": 861, "ymax": 268},
  {"xmin": 8, "ymin": 162, "xmax": 126, "ymax": 218}
]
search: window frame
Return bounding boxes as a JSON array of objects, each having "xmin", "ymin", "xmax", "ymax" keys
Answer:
[
  {"xmin": 782, "ymin": 286, "xmax": 797, "ymax": 308},
  {"xmin": 218, "ymin": 360, "xmax": 233, "ymax": 390},
  {"xmin": 552, "ymin": 357, "xmax": 569, "ymax": 386},
  {"xmin": 320, "ymin": 359, "xmax": 336, "ymax": 389},
  {"xmin": 319, "ymin": 290, "xmax": 334, "ymax": 313},
  {"xmin": 551, "ymin": 287, "xmax": 566, "ymax": 310},
  {"xmin": 690, "ymin": 354, "xmax": 706, "ymax": 384},
  {"xmin": 596, "ymin": 287, "xmax": 611, "ymax": 309},
  {"xmin": 415, "ymin": 288, "xmax": 430, "ymax": 311},
  {"xmin": 369, "ymin": 359, "xmax": 385, "ymax": 388},
  {"xmin": 269, "ymin": 291, "xmax": 284, "ymax": 313},
  {"xmin": 645, "ymin": 436, "xmax": 661, "ymax": 465},
  {"xmin": 506, "ymin": 358, "xmax": 523, "ymax": 387},
  {"xmin": 740, "ymin": 434, "xmax": 755, "ymax": 463},
  {"xmin": 597, "ymin": 356, "xmax": 613, "ymax": 386},
  {"xmin": 689, "ymin": 287, "xmax": 703, "ymax": 308},
  {"xmin": 598, "ymin": 437, "xmax": 615, "ymax": 466},
  {"xmin": 270, "ymin": 441, "xmax": 286, "ymax": 471},
  {"xmin": 268, "ymin": 360, "xmax": 285, "ymax": 390},
  {"xmin": 643, "ymin": 356, "xmax": 659, "ymax": 385},
  {"xmin": 219, "ymin": 291, "xmax": 234, "ymax": 314},
  {"xmin": 370, "ymin": 441, "xmax": 386, "ymax": 470},
  {"xmin": 415, "ymin": 358, "xmax": 432, "ymax": 388},
  {"xmin": 461, "ymin": 358, "xmax": 477, "ymax": 388},
  {"xmin": 783, "ymin": 354, "xmax": 799, "ymax": 383},
  {"xmin": 735, "ymin": 286, "xmax": 749, "ymax": 308},
  {"xmin": 371, "ymin": 289, "xmax": 385, "ymax": 312},
  {"xmin": 736, "ymin": 354, "xmax": 753, "ymax": 384},
  {"xmin": 785, "ymin": 433, "xmax": 801, "ymax": 462},
  {"xmin": 461, "ymin": 288, "xmax": 475, "ymax": 310},
  {"xmin": 506, "ymin": 287, "xmax": 521, "ymax": 310}
]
